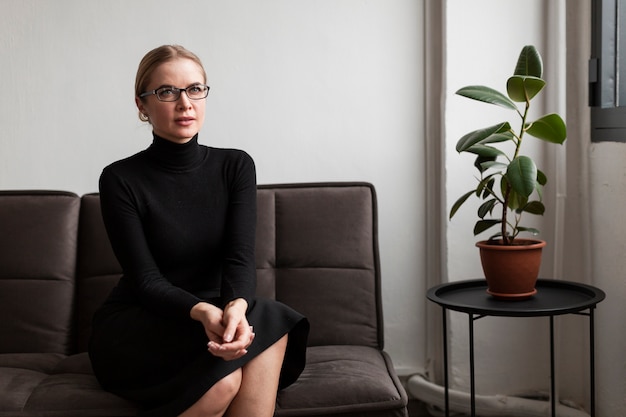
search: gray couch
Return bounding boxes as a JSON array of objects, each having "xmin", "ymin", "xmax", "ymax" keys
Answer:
[{"xmin": 0, "ymin": 182, "xmax": 408, "ymax": 417}]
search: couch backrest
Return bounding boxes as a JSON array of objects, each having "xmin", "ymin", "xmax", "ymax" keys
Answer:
[
  {"xmin": 75, "ymin": 193, "xmax": 124, "ymax": 352},
  {"xmin": 255, "ymin": 183, "xmax": 383, "ymax": 348},
  {"xmin": 0, "ymin": 191, "xmax": 80, "ymax": 354},
  {"xmin": 1, "ymin": 183, "xmax": 384, "ymax": 354}
]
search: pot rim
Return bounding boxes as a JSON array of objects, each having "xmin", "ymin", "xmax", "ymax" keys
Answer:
[{"xmin": 476, "ymin": 238, "xmax": 546, "ymax": 250}]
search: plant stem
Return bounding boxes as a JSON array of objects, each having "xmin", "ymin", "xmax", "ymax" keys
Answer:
[
  {"xmin": 501, "ymin": 184, "xmax": 511, "ymax": 244},
  {"xmin": 501, "ymin": 98, "xmax": 530, "ymax": 245}
]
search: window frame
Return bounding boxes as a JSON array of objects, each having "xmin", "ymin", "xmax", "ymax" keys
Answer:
[{"xmin": 590, "ymin": 0, "xmax": 626, "ymax": 142}]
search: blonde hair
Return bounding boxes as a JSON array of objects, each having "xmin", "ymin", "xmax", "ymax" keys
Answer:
[{"xmin": 135, "ymin": 45, "xmax": 207, "ymax": 122}]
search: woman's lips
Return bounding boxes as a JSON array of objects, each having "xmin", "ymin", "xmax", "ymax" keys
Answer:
[{"xmin": 175, "ymin": 117, "xmax": 195, "ymax": 126}]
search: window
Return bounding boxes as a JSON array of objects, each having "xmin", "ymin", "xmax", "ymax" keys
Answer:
[{"xmin": 590, "ymin": 0, "xmax": 626, "ymax": 142}]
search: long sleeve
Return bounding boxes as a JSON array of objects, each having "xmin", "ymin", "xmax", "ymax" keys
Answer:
[
  {"xmin": 99, "ymin": 163, "xmax": 204, "ymax": 318},
  {"xmin": 219, "ymin": 151, "xmax": 257, "ymax": 305},
  {"xmin": 98, "ymin": 135, "xmax": 257, "ymax": 318}
]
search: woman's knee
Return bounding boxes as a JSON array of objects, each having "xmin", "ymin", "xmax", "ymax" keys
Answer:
[
  {"xmin": 186, "ymin": 370, "xmax": 242, "ymax": 416},
  {"xmin": 213, "ymin": 370, "xmax": 242, "ymax": 401}
]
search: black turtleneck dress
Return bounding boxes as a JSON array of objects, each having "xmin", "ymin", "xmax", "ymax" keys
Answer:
[{"xmin": 88, "ymin": 134, "xmax": 309, "ymax": 417}]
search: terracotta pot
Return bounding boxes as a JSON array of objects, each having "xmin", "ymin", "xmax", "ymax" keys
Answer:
[{"xmin": 476, "ymin": 239, "xmax": 546, "ymax": 299}]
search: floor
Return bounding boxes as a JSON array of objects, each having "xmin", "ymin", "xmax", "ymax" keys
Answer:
[{"xmin": 408, "ymin": 399, "xmax": 432, "ymax": 417}]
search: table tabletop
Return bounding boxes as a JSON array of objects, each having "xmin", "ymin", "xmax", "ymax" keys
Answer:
[{"xmin": 427, "ymin": 279, "xmax": 605, "ymax": 317}]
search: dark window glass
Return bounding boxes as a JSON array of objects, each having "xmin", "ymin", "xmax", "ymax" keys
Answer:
[{"xmin": 590, "ymin": 0, "xmax": 626, "ymax": 142}]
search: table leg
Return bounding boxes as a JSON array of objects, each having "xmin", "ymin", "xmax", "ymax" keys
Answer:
[
  {"xmin": 590, "ymin": 307, "xmax": 596, "ymax": 417},
  {"xmin": 550, "ymin": 316, "xmax": 556, "ymax": 417},
  {"xmin": 469, "ymin": 313, "xmax": 476, "ymax": 417},
  {"xmin": 442, "ymin": 306, "xmax": 449, "ymax": 417}
]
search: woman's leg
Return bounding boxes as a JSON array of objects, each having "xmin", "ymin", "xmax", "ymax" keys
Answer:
[
  {"xmin": 224, "ymin": 335, "xmax": 288, "ymax": 417},
  {"xmin": 178, "ymin": 369, "xmax": 242, "ymax": 417}
]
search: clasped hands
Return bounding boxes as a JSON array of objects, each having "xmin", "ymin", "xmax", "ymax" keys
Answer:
[{"xmin": 190, "ymin": 298, "xmax": 255, "ymax": 361}]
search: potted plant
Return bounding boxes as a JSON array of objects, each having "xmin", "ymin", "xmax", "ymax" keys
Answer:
[{"xmin": 449, "ymin": 45, "xmax": 567, "ymax": 299}]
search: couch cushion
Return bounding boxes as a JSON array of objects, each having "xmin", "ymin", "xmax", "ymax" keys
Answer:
[
  {"xmin": 0, "ymin": 353, "xmax": 137, "ymax": 417},
  {"xmin": 257, "ymin": 183, "xmax": 383, "ymax": 348},
  {"xmin": 75, "ymin": 194, "xmax": 123, "ymax": 353},
  {"xmin": 0, "ymin": 353, "xmax": 61, "ymax": 414},
  {"xmin": 275, "ymin": 345, "xmax": 407, "ymax": 417},
  {"xmin": 0, "ymin": 191, "xmax": 80, "ymax": 354}
]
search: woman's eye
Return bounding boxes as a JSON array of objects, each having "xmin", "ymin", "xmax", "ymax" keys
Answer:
[{"xmin": 159, "ymin": 88, "xmax": 175, "ymax": 96}]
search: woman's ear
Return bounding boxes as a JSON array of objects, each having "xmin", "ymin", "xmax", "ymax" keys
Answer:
[
  {"xmin": 136, "ymin": 97, "xmax": 150, "ymax": 122},
  {"xmin": 135, "ymin": 96, "xmax": 145, "ymax": 115}
]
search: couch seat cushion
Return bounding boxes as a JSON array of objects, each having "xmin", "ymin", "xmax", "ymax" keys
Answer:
[
  {"xmin": 0, "ymin": 347, "xmax": 407, "ymax": 417},
  {"xmin": 275, "ymin": 345, "xmax": 407, "ymax": 416},
  {"xmin": 0, "ymin": 352, "xmax": 137, "ymax": 417}
]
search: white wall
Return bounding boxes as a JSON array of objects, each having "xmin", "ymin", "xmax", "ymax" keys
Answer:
[
  {"xmin": 588, "ymin": 142, "xmax": 626, "ymax": 415},
  {"xmin": 0, "ymin": 1, "xmax": 425, "ymax": 375}
]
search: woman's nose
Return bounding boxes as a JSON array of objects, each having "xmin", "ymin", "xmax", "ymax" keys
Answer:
[{"xmin": 176, "ymin": 92, "xmax": 192, "ymax": 109}]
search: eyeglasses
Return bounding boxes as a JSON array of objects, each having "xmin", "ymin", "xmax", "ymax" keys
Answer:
[{"xmin": 139, "ymin": 84, "xmax": 210, "ymax": 102}]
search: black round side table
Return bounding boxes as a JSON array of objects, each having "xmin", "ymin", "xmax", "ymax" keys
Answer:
[{"xmin": 427, "ymin": 279, "xmax": 605, "ymax": 417}]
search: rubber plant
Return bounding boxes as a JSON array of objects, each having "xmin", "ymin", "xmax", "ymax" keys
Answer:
[{"xmin": 449, "ymin": 45, "xmax": 567, "ymax": 245}]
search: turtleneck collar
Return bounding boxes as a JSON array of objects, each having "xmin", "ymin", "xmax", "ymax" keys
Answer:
[{"xmin": 146, "ymin": 133, "xmax": 205, "ymax": 171}]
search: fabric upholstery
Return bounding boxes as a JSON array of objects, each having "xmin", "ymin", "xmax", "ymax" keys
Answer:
[
  {"xmin": 75, "ymin": 194, "xmax": 123, "ymax": 353},
  {"xmin": 277, "ymin": 346, "xmax": 406, "ymax": 416},
  {"xmin": 0, "ymin": 353, "xmax": 136, "ymax": 417},
  {"xmin": 0, "ymin": 183, "xmax": 408, "ymax": 417},
  {"xmin": 257, "ymin": 184, "xmax": 382, "ymax": 348},
  {"xmin": 0, "ymin": 191, "xmax": 80, "ymax": 355}
]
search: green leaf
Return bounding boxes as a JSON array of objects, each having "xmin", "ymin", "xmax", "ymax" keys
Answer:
[
  {"xmin": 474, "ymin": 219, "xmax": 501, "ymax": 235},
  {"xmin": 500, "ymin": 175, "xmax": 510, "ymax": 197},
  {"xmin": 516, "ymin": 226, "xmax": 540, "ymax": 235},
  {"xmin": 475, "ymin": 155, "xmax": 497, "ymax": 173},
  {"xmin": 456, "ymin": 85, "xmax": 518, "ymax": 111},
  {"xmin": 466, "ymin": 144, "xmax": 505, "ymax": 158},
  {"xmin": 480, "ymin": 132, "xmax": 515, "ymax": 144},
  {"xmin": 449, "ymin": 190, "xmax": 474, "ymax": 219},
  {"xmin": 481, "ymin": 178, "xmax": 496, "ymax": 198},
  {"xmin": 521, "ymin": 201, "xmax": 545, "ymax": 215},
  {"xmin": 479, "ymin": 161, "xmax": 508, "ymax": 172},
  {"xmin": 456, "ymin": 122, "xmax": 510, "ymax": 152},
  {"xmin": 514, "ymin": 45, "xmax": 543, "ymax": 77},
  {"xmin": 478, "ymin": 199, "xmax": 497, "ymax": 218},
  {"xmin": 537, "ymin": 169, "xmax": 547, "ymax": 186},
  {"xmin": 507, "ymin": 76, "xmax": 545, "ymax": 102},
  {"xmin": 476, "ymin": 174, "xmax": 497, "ymax": 197},
  {"xmin": 526, "ymin": 113, "xmax": 567, "ymax": 144},
  {"xmin": 507, "ymin": 187, "xmax": 528, "ymax": 211},
  {"xmin": 535, "ymin": 178, "xmax": 544, "ymax": 201},
  {"xmin": 507, "ymin": 156, "xmax": 537, "ymax": 197}
]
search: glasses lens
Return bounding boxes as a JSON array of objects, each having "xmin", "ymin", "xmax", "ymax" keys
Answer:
[
  {"xmin": 187, "ymin": 84, "xmax": 209, "ymax": 100},
  {"xmin": 156, "ymin": 87, "xmax": 180, "ymax": 102},
  {"xmin": 154, "ymin": 85, "xmax": 209, "ymax": 101}
]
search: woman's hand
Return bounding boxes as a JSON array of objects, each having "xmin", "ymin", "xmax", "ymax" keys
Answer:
[{"xmin": 190, "ymin": 299, "xmax": 255, "ymax": 361}]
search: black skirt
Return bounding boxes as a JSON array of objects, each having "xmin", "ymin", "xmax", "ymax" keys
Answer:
[{"xmin": 89, "ymin": 297, "xmax": 309, "ymax": 417}]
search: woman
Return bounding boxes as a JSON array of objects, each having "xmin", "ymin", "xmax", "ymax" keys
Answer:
[{"xmin": 88, "ymin": 45, "xmax": 309, "ymax": 417}]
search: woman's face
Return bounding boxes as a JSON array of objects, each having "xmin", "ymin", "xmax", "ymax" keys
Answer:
[{"xmin": 136, "ymin": 58, "xmax": 206, "ymax": 144}]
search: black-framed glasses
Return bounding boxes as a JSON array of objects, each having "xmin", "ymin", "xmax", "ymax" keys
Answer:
[{"xmin": 139, "ymin": 84, "xmax": 210, "ymax": 102}]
